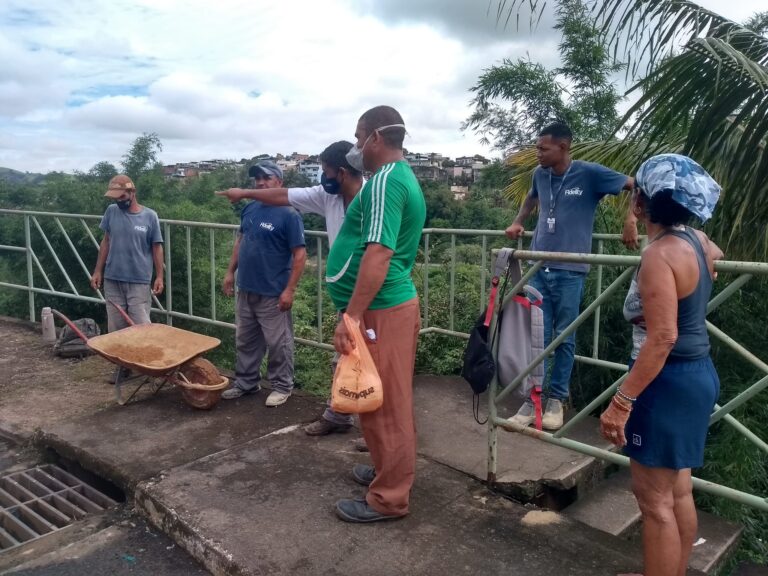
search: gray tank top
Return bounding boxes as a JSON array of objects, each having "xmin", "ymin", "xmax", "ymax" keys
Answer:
[{"xmin": 623, "ymin": 227, "xmax": 712, "ymax": 360}]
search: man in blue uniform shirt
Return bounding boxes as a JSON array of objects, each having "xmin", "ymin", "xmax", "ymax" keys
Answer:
[
  {"xmin": 221, "ymin": 161, "xmax": 307, "ymax": 407},
  {"xmin": 506, "ymin": 122, "xmax": 637, "ymax": 430}
]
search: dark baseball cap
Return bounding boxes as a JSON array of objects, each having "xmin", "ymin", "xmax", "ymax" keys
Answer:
[{"xmin": 248, "ymin": 160, "xmax": 283, "ymax": 180}]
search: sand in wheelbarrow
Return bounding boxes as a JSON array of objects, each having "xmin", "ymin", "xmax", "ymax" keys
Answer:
[{"xmin": 89, "ymin": 324, "xmax": 220, "ymax": 371}]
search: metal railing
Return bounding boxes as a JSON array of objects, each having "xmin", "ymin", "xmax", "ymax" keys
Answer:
[
  {"xmin": 486, "ymin": 249, "xmax": 768, "ymax": 513},
  {"xmin": 1, "ymin": 208, "xmax": 767, "ymax": 511}
]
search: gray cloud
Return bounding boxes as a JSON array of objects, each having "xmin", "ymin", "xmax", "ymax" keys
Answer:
[{"xmin": 352, "ymin": 0, "xmax": 558, "ymax": 46}]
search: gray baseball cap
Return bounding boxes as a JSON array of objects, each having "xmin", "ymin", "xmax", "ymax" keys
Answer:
[{"xmin": 248, "ymin": 160, "xmax": 283, "ymax": 180}]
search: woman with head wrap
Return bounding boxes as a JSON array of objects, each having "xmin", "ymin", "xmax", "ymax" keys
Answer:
[{"xmin": 599, "ymin": 154, "xmax": 723, "ymax": 576}]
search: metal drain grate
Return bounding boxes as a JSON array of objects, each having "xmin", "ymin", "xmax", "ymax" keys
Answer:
[{"xmin": 0, "ymin": 464, "xmax": 117, "ymax": 553}]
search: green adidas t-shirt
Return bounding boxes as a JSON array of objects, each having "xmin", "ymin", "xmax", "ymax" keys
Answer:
[{"xmin": 326, "ymin": 160, "xmax": 426, "ymax": 310}]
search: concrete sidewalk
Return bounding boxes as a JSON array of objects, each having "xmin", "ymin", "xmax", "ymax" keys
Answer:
[
  {"xmin": 1, "ymin": 318, "xmax": 706, "ymax": 575},
  {"xmin": 136, "ymin": 430, "xmax": 645, "ymax": 576}
]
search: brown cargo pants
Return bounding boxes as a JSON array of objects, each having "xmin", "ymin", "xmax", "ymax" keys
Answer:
[{"xmin": 359, "ymin": 297, "xmax": 421, "ymax": 517}]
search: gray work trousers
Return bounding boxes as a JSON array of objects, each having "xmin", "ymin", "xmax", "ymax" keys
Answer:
[
  {"xmin": 103, "ymin": 279, "xmax": 152, "ymax": 332},
  {"xmin": 234, "ymin": 290, "xmax": 294, "ymax": 395},
  {"xmin": 321, "ymin": 350, "xmax": 355, "ymax": 426}
]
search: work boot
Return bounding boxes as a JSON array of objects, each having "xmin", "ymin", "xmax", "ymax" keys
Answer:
[
  {"xmin": 352, "ymin": 437, "xmax": 369, "ymax": 452},
  {"xmin": 304, "ymin": 418, "xmax": 352, "ymax": 436},
  {"xmin": 507, "ymin": 399, "xmax": 535, "ymax": 427},
  {"xmin": 335, "ymin": 498, "xmax": 402, "ymax": 523},
  {"xmin": 542, "ymin": 398, "xmax": 564, "ymax": 430},
  {"xmin": 351, "ymin": 464, "xmax": 376, "ymax": 486}
]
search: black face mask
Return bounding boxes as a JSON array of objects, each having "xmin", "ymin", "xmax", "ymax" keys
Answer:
[
  {"xmin": 116, "ymin": 198, "xmax": 132, "ymax": 211},
  {"xmin": 321, "ymin": 173, "xmax": 342, "ymax": 195}
]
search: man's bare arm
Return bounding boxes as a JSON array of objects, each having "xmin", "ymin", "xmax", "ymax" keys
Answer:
[{"xmin": 215, "ymin": 188, "xmax": 290, "ymax": 205}]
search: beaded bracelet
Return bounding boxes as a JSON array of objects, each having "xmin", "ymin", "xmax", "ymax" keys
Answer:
[
  {"xmin": 616, "ymin": 387, "xmax": 637, "ymax": 403},
  {"xmin": 611, "ymin": 395, "xmax": 632, "ymax": 413}
]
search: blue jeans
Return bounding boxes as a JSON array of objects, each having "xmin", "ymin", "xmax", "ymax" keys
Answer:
[{"xmin": 529, "ymin": 267, "xmax": 586, "ymax": 401}]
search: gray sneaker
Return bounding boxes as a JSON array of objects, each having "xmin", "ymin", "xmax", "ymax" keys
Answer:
[
  {"xmin": 542, "ymin": 398, "xmax": 564, "ymax": 430},
  {"xmin": 507, "ymin": 399, "xmax": 535, "ymax": 427},
  {"xmin": 221, "ymin": 385, "xmax": 260, "ymax": 400}
]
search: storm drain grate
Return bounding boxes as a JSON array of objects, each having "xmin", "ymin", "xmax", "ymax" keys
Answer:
[{"xmin": 0, "ymin": 464, "xmax": 117, "ymax": 553}]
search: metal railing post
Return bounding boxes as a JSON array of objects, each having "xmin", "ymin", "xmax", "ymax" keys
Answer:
[
  {"xmin": 165, "ymin": 222, "xmax": 172, "ymax": 325},
  {"xmin": 423, "ymin": 233, "xmax": 430, "ymax": 329},
  {"xmin": 317, "ymin": 237, "xmax": 323, "ymax": 340},
  {"xmin": 24, "ymin": 216, "xmax": 35, "ymax": 322},
  {"xmin": 210, "ymin": 229, "xmax": 217, "ymax": 321},
  {"xmin": 449, "ymin": 234, "xmax": 456, "ymax": 332},
  {"xmin": 592, "ymin": 240, "xmax": 604, "ymax": 358},
  {"xmin": 186, "ymin": 226, "xmax": 193, "ymax": 316},
  {"xmin": 480, "ymin": 235, "xmax": 487, "ymax": 314}
]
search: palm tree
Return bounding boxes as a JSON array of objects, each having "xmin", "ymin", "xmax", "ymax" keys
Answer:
[{"xmin": 497, "ymin": 0, "xmax": 768, "ymax": 258}]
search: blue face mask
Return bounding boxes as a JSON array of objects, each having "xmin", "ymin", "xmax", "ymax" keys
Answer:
[{"xmin": 321, "ymin": 173, "xmax": 342, "ymax": 195}]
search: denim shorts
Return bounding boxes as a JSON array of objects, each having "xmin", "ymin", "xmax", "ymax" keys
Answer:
[{"xmin": 624, "ymin": 356, "xmax": 719, "ymax": 469}]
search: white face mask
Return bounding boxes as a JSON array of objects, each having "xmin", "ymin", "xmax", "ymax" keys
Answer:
[{"xmin": 345, "ymin": 123, "xmax": 406, "ymax": 172}]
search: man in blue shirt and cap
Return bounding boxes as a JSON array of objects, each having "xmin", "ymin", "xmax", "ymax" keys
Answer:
[{"xmin": 221, "ymin": 160, "xmax": 307, "ymax": 407}]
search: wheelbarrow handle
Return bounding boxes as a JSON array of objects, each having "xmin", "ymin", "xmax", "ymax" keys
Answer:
[
  {"xmin": 106, "ymin": 299, "xmax": 135, "ymax": 326},
  {"xmin": 50, "ymin": 309, "xmax": 90, "ymax": 343}
]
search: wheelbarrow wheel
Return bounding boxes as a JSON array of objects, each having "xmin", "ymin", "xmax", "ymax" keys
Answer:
[{"xmin": 179, "ymin": 358, "xmax": 225, "ymax": 410}]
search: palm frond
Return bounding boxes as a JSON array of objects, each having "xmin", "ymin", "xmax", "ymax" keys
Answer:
[{"xmin": 494, "ymin": 1, "xmax": 768, "ymax": 76}]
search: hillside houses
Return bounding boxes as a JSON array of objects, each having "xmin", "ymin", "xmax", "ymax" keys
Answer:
[{"xmin": 163, "ymin": 151, "xmax": 492, "ymax": 187}]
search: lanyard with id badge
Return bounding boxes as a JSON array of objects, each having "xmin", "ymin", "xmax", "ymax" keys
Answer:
[{"xmin": 547, "ymin": 163, "xmax": 572, "ymax": 234}]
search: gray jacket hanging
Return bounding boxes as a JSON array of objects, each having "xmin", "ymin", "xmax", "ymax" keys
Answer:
[{"xmin": 493, "ymin": 249, "xmax": 545, "ymax": 399}]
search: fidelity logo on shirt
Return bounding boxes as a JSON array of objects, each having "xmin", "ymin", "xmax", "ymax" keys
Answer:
[
  {"xmin": 260, "ymin": 222, "xmax": 275, "ymax": 231},
  {"xmin": 134, "ymin": 225, "xmax": 148, "ymax": 232},
  {"xmin": 564, "ymin": 187, "xmax": 583, "ymax": 197}
]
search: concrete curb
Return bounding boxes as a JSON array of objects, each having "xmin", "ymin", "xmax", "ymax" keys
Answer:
[{"xmin": 135, "ymin": 481, "xmax": 247, "ymax": 576}]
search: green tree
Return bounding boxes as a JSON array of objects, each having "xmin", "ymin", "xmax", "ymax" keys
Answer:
[
  {"xmin": 744, "ymin": 10, "xmax": 768, "ymax": 35},
  {"xmin": 464, "ymin": 0, "xmax": 623, "ymax": 151},
  {"xmin": 121, "ymin": 132, "xmax": 163, "ymax": 181},
  {"xmin": 282, "ymin": 170, "xmax": 312, "ymax": 187},
  {"xmin": 87, "ymin": 161, "xmax": 118, "ymax": 182}
]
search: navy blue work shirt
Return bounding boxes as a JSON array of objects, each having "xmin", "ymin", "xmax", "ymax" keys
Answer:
[{"xmin": 237, "ymin": 201, "xmax": 306, "ymax": 297}]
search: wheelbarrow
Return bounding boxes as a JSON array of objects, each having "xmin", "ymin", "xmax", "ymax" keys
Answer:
[{"xmin": 51, "ymin": 304, "xmax": 229, "ymax": 409}]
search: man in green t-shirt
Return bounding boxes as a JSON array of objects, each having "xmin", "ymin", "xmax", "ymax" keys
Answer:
[{"xmin": 327, "ymin": 105, "xmax": 426, "ymax": 523}]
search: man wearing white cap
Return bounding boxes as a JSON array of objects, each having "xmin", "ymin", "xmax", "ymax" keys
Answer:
[{"xmin": 90, "ymin": 175, "xmax": 164, "ymax": 381}]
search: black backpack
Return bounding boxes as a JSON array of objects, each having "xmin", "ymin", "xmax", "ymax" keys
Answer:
[
  {"xmin": 461, "ymin": 312, "xmax": 496, "ymax": 395},
  {"xmin": 53, "ymin": 318, "xmax": 100, "ymax": 358}
]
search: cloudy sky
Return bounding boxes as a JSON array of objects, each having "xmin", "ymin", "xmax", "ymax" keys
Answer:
[{"xmin": 0, "ymin": 0, "xmax": 762, "ymax": 173}]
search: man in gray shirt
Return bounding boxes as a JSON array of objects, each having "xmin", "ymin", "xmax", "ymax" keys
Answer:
[{"xmin": 90, "ymin": 175, "xmax": 164, "ymax": 380}]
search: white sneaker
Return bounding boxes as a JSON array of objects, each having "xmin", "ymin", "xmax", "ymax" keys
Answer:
[
  {"xmin": 265, "ymin": 390, "xmax": 291, "ymax": 407},
  {"xmin": 542, "ymin": 399, "xmax": 564, "ymax": 430},
  {"xmin": 507, "ymin": 400, "xmax": 535, "ymax": 427}
]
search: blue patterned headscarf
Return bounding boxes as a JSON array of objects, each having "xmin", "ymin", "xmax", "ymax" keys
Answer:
[{"xmin": 636, "ymin": 154, "xmax": 721, "ymax": 222}]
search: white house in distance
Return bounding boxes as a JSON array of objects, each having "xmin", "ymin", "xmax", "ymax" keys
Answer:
[{"xmin": 298, "ymin": 160, "xmax": 322, "ymax": 183}]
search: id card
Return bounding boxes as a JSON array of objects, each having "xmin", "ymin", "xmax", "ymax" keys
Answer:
[{"xmin": 546, "ymin": 217, "xmax": 556, "ymax": 234}]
